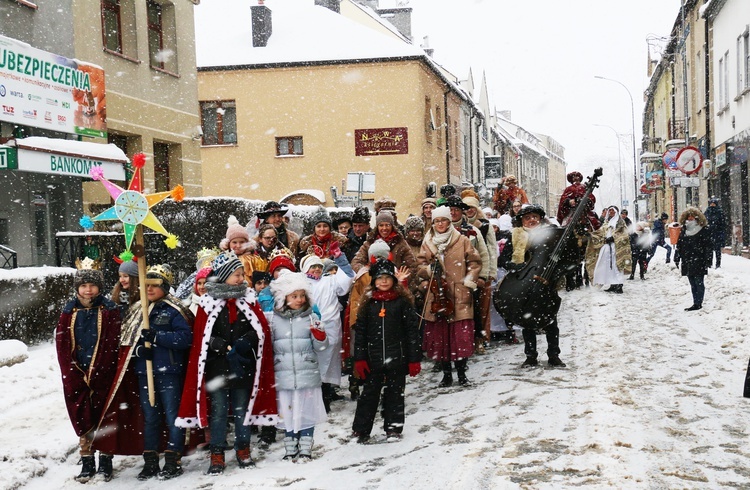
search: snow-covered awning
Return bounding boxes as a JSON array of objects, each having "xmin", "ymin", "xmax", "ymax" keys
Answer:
[{"xmin": 10, "ymin": 136, "xmax": 127, "ymax": 180}]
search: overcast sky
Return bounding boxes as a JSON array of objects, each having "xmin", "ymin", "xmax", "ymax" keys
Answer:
[{"xmin": 382, "ymin": 0, "xmax": 682, "ymax": 208}]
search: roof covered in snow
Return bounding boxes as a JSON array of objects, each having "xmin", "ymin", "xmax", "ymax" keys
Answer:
[{"xmin": 12, "ymin": 137, "xmax": 129, "ymax": 163}]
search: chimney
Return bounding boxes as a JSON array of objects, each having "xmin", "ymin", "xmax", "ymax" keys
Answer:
[
  {"xmin": 420, "ymin": 36, "xmax": 434, "ymax": 57},
  {"xmin": 251, "ymin": 4, "xmax": 272, "ymax": 47},
  {"xmin": 315, "ymin": 0, "xmax": 340, "ymax": 13},
  {"xmin": 377, "ymin": 7, "xmax": 412, "ymax": 41},
  {"xmin": 356, "ymin": 0, "xmax": 379, "ymax": 10}
]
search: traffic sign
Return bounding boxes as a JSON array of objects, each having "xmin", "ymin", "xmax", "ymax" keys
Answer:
[{"xmin": 676, "ymin": 146, "xmax": 703, "ymax": 175}]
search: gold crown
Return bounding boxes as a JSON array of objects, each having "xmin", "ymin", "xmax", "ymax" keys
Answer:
[
  {"xmin": 268, "ymin": 247, "xmax": 294, "ymax": 263},
  {"xmin": 75, "ymin": 257, "xmax": 102, "ymax": 271},
  {"xmin": 196, "ymin": 247, "xmax": 220, "ymax": 270},
  {"xmin": 146, "ymin": 264, "xmax": 174, "ymax": 285}
]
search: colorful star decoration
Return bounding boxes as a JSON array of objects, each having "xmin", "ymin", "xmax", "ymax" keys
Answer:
[{"xmin": 82, "ymin": 153, "xmax": 184, "ymax": 252}]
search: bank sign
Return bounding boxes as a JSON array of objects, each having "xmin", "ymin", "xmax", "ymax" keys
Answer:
[
  {"xmin": 16, "ymin": 147, "xmax": 125, "ymax": 180},
  {"xmin": 0, "ymin": 35, "xmax": 107, "ymax": 138}
]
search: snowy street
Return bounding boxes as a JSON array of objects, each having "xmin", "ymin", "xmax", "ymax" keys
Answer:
[{"xmin": 3, "ymin": 247, "xmax": 750, "ymax": 489}]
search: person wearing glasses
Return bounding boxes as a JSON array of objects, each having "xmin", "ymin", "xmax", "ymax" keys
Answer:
[{"xmin": 248, "ymin": 224, "xmax": 294, "ymax": 276}]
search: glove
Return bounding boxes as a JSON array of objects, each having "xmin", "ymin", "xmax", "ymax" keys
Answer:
[
  {"xmin": 135, "ymin": 345, "xmax": 153, "ymax": 361},
  {"xmin": 226, "ymin": 348, "xmax": 246, "ymax": 379},
  {"xmin": 354, "ymin": 360, "xmax": 370, "ymax": 380},
  {"xmin": 310, "ymin": 326, "xmax": 326, "ymax": 341},
  {"xmin": 508, "ymin": 262, "xmax": 526, "ymax": 273},
  {"xmin": 329, "ymin": 240, "xmax": 342, "ymax": 258},
  {"xmin": 408, "ymin": 362, "xmax": 421, "ymax": 377},
  {"xmin": 139, "ymin": 329, "xmax": 156, "ymax": 344},
  {"xmin": 233, "ymin": 336, "xmax": 256, "ymax": 359},
  {"xmin": 209, "ymin": 336, "xmax": 228, "ymax": 353},
  {"xmin": 605, "ymin": 236, "xmax": 615, "ymax": 244}
]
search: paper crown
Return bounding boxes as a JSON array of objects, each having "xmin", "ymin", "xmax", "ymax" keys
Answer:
[
  {"xmin": 146, "ymin": 264, "xmax": 174, "ymax": 285},
  {"xmin": 268, "ymin": 247, "xmax": 294, "ymax": 263},
  {"xmin": 75, "ymin": 257, "xmax": 101, "ymax": 271},
  {"xmin": 196, "ymin": 247, "xmax": 221, "ymax": 270}
]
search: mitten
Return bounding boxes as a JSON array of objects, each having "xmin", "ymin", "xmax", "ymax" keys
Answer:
[
  {"xmin": 140, "ymin": 329, "xmax": 156, "ymax": 344},
  {"xmin": 209, "ymin": 336, "xmax": 228, "ymax": 353},
  {"xmin": 310, "ymin": 326, "xmax": 326, "ymax": 341},
  {"xmin": 354, "ymin": 360, "xmax": 370, "ymax": 380},
  {"xmin": 329, "ymin": 240, "xmax": 342, "ymax": 258},
  {"xmin": 135, "ymin": 345, "xmax": 153, "ymax": 361},
  {"xmin": 408, "ymin": 362, "xmax": 421, "ymax": 377}
]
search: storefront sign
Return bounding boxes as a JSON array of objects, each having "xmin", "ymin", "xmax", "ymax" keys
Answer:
[
  {"xmin": 0, "ymin": 145, "xmax": 17, "ymax": 169},
  {"xmin": 0, "ymin": 35, "xmax": 107, "ymax": 138},
  {"xmin": 715, "ymin": 144, "xmax": 726, "ymax": 168},
  {"xmin": 354, "ymin": 127, "xmax": 408, "ymax": 156},
  {"xmin": 645, "ymin": 169, "xmax": 665, "ymax": 190},
  {"xmin": 16, "ymin": 148, "xmax": 125, "ymax": 180}
]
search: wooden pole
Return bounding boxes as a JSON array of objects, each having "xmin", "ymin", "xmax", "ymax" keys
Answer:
[{"xmin": 135, "ymin": 225, "xmax": 156, "ymax": 407}]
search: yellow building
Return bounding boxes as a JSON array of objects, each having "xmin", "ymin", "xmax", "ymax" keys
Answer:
[{"xmin": 195, "ymin": 0, "xmax": 469, "ymax": 217}]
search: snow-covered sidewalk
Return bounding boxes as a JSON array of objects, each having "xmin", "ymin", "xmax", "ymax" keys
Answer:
[{"xmin": 3, "ymin": 249, "xmax": 750, "ymax": 489}]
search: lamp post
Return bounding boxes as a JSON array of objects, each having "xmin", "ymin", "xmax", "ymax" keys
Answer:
[
  {"xmin": 593, "ymin": 124, "xmax": 625, "ymax": 209},
  {"xmin": 595, "ymin": 75, "xmax": 639, "ymax": 219}
]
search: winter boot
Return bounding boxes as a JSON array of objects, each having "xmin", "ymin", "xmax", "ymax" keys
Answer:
[
  {"xmin": 611, "ymin": 284, "xmax": 623, "ymax": 294},
  {"xmin": 207, "ymin": 448, "xmax": 225, "ymax": 475},
  {"xmin": 522, "ymin": 356, "xmax": 538, "ymax": 367},
  {"xmin": 236, "ymin": 444, "xmax": 255, "ymax": 468},
  {"xmin": 258, "ymin": 425, "xmax": 276, "ymax": 449},
  {"xmin": 627, "ymin": 273, "xmax": 634, "ymax": 280},
  {"xmin": 297, "ymin": 436, "xmax": 314, "ymax": 461},
  {"xmin": 438, "ymin": 361, "xmax": 453, "ymax": 387},
  {"xmin": 157, "ymin": 450, "xmax": 183, "ymax": 480},
  {"xmin": 137, "ymin": 451, "xmax": 160, "ymax": 481},
  {"xmin": 456, "ymin": 359, "xmax": 471, "ymax": 386},
  {"xmin": 282, "ymin": 436, "xmax": 299, "ymax": 461},
  {"xmin": 548, "ymin": 356, "xmax": 567, "ymax": 368},
  {"xmin": 96, "ymin": 453, "xmax": 113, "ymax": 481},
  {"xmin": 75, "ymin": 455, "xmax": 97, "ymax": 483}
]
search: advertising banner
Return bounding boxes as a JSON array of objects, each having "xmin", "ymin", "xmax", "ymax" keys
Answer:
[
  {"xmin": 645, "ymin": 169, "xmax": 665, "ymax": 190},
  {"xmin": 354, "ymin": 127, "xmax": 408, "ymax": 156},
  {"xmin": 0, "ymin": 35, "xmax": 106, "ymax": 138}
]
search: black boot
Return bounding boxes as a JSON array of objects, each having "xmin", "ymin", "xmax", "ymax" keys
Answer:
[
  {"xmin": 612, "ymin": 284, "xmax": 623, "ymax": 294},
  {"xmin": 548, "ymin": 356, "xmax": 567, "ymax": 367},
  {"xmin": 75, "ymin": 455, "xmax": 97, "ymax": 482},
  {"xmin": 627, "ymin": 274, "xmax": 634, "ymax": 280},
  {"xmin": 259, "ymin": 425, "xmax": 276, "ymax": 449},
  {"xmin": 438, "ymin": 362, "xmax": 453, "ymax": 387},
  {"xmin": 137, "ymin": 451, "xmax": 160, "ymax": 481},
  {"xmin": 522, "ymin": 356, "xmax": 538, "ymax": 367},
  {"xmin": 96, "ymin": 453, "xmax": 113, "ymax": 481},
  {"xmin": 455, "ymin": 359, "xmax": 471, "ymax": 386},
  {"xmin": 321, "ymin": 383, "xmax": 332, "ymax": 413},
  {"xmin": 158, "ymin": 450, "xmax": 183, "ymax": 479}
]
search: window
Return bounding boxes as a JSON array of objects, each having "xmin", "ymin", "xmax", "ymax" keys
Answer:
[
  {"xmin": 153, "ymin": 142, "xmax": 170, "ymax": 192},
  {"xmin": 435, "ymin": 106, "xmax": 442, "ymax": 149},
  {"xmin": 147, "ymin": 0, "xmax": 178, "ymax": 74},
  {"xmin": 424, "ymin": 97, "xmax": 432, "ymax": 144},
  {"xmin": 275, "ymin": 137, "xmax": 303, "ymax": 156},
  {"xmin": 719, "ymin": 51, "xmax": 729, "ymax": 110},
  {"xmin": 101, "ymin": 0, "xmax": 138, "ymax": 60},
  {"xmin": 200, "ymin": 101, "xmax": 237, "ymax": 145},
  {"xmin": 744, "ymin": 30, "xmax": 750, "ymax": 92}
]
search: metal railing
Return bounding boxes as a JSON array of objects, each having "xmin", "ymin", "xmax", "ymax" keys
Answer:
[{"xmin": 0, "ymin": 244, "xmax": 17, "ymax": 269}]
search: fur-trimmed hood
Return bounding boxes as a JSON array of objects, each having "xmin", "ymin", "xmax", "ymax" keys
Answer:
[{"xmin": 679, "ymin": 207, "xmax": 708, "ymax": 227}]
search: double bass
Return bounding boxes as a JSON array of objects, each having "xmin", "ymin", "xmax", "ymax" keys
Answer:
[
  {"xmin": 428, "ymin": 259, "xmax": 454, "ymax": 318},
  {"xmin": 492, "ymin": 169, "xmax": 603, "ymax": 327}
]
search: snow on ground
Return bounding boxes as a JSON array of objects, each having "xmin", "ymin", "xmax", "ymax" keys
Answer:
[{"xmin": 3, "ymin": 248, "xmax": 750, "ymax": 489}]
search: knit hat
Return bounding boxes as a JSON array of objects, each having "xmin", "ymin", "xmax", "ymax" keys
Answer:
[
  {"xmin": 251, "ymin": 270, "xmax": 272, "ymax": 287},
  {"xmin": 431, "ymin": 206, "xmax": 452, "ymax": 221},
  {"xmin": 194, "ymin": 267, "xmax": 212, "ymax": 294},
  {"xmin": 462, "ymin": 196, "xmax": 481, "ymax": 212},
  {"xmin": 300, "ymin": 254, "xmax": 324, "ymax": 274},
  {"xmin": 322, "ymin": 258, "xmax": 338, "ymax": 275},
  {"xmin": 351, "ymin": 206, "xmax": 371, "ymax": 224},
  {"xmin": 269, "ymin": 271, "xmax": 313, "ymax": 310},
  {"xmin": 403, "ymin": 215, "xmax": 424, "ymax": 233},
  {"xmin": 268, "ymin": 249, "xmax": 296, "ymax": 276},
  {"xmin": 375, "ymin": 210, "xmax": 394, "ymax": 226},
  {"xmin": 118, "ymin": 259, "xmax": 139, "ymax": 277},
  {"xmin": 145, "ymin": 264, "xmax": 174, "ymax": 294},
  {"xmin": 374, "ymin": 196, "xmax": 397, "ymax": 213},
  {"xmin": 368, "ymin": 239, "xmax": 391, "ymax": 262},
  {"xmin": 421, "ymin": 198, "xmax": 437, "ymax": 209},
  {"xmin": 74, "ymin": 268, "xmax": 104, "ymax": 291},
  {"xmin": 225, "ymin": 215, "xmax": 250, "ymax": 243},
  {"xmin": 210, "ymin": 251, "xmax": 244, "ymax": 283},
  {"xmin": 370, "ymin": 258, "xmax": 397, "ymax": 286},
  {"xmin": 660, "ymin": 213, "xmax": 669, "ymax": 220},
  {"xmin": 310, "ymin": 207, "xmax": 332, "ymax": 227},
  {"xmin": 195, "ymin": 247, "xmax": 220, "ymax": 271}
]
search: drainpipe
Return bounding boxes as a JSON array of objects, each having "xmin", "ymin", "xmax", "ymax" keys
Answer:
[
  {"xmin": 443, "ymin": 89, "xmax": 450, "ymax": 184},
  {"xmin": 704, "ymin": 16, "xmax": 712, "ymax": 197}
]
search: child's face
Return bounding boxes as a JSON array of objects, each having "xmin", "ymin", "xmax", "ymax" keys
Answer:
[
  {"xmin": 308, "ymin": 265, "xmax": 323, "ymax": 280},
  {"xmin": 146, "ymin": 284, "xmax": 166, "ymax": 302},
  {"xmin": 77, "ymin": 283, "xmax": 100, "ymax": 304},
  {"xmin": 253, "ymin": 279, "xmax": 268, "ymax": 293},
  {"xmin": 118, "ymin": 273, "xmax": 130, "ymax": 289},
  {"xmin": 375, "ymin": 275, "xmax": 394, "ymax": 292},
  {"xmin": 229, "ymin": 238, "xmax": 248, "ymax": 254},
  {"xmin": 196, "ymin": 278, "xmax": 207, "ymax": 296},
  {"xmin": 225, "ymin": 267, "xmax": 245, "ymax": 286},
  {"xmin": 286, "ymin": 290, "xmax": 308, "ymax": 310},
  {"xmin": 273, "ymin": 267, "xmax": 289, "ymax": 279},
  {"xmin": 314, "ymin": 223, "xmax": 330, "ymax": 237},
  {"xmin": 324, "ymin": 266, "xmax": 338, "ymax": 276}
]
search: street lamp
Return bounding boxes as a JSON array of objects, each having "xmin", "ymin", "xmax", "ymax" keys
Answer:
[
  {"xmin": 593, "ymin": 124, "xmax": 625, "ymax": 209},
  {"xmin": 595, "ymin": 75, "xmax": 639, "ymax": 219}
]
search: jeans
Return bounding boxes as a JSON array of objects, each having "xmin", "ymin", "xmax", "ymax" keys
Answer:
[
  {"xmin": 209, "ymin": 387, "xmax": 251, "ymax": 449},
  {"xmin": 712, "ymin": 247, "xmax": 722, "ymax": 267},
  {"xmin": 138, "ymin": 373, "xmax": 185, "ymax": 453},
  {"xmin": 688, "ymin": 275, "xmax": 705, "ymax": 306},
  {"xmin": 285, "ymin": 427, "xmax": 314, "ymax": 439},
  {"xmin": 649, "ymin": 243, "xmax": 672, "ymax": 262}
]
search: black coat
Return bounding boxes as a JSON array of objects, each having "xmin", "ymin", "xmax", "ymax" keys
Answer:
[
  {"xmin": 704, "ymin": 206, "xmax": 726, "ymax": 248},
  {"xmin": 676, "ymin": 226, "xmax": 712, "ymax": 277},
  {"xmin": 354, "ymin": 294, "xmax": 420, "ymax": 373}
]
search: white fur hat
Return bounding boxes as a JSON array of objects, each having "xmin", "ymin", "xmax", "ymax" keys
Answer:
[
  {"xmin": 269, "ymin": 271, "xmax": 313, "ymax": 310},
  {"xmin": 432, "ymin": 206, "xmax": 451, "ymax": 222},
  {"xmin": 299, "ymin": 254, "xmax": 324, "ymax": 274}
]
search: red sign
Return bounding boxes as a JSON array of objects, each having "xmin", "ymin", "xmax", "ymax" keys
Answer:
[
  {"xmin": 355, "ymin": 127, "xmax": 408, "ymax": 156},
  {"xmin": 676, "ymin": 146, "xmax": 703, "ymax": 175}
]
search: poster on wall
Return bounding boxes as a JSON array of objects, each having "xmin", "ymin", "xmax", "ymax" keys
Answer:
[
  {"xmin": 354, "ymin": 127, "xmax": 408, "ymax": 156},
  {"xmin": 645, "ymin": 169, "xmax": 665, "ymax": 190},
  {"xmin": 0, "ymin": 35, "xmax": 106, "ymax": 138}
]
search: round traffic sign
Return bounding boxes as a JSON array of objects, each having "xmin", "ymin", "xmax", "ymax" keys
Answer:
[{"xmin": 676, "ymin": 146, "xmax": 703, "ymax": 175}]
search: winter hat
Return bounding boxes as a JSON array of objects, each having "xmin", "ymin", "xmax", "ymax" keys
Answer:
[
  {"xmin": 403, "ymin": 215, "xmax": 424, "ymax": 233},
  {"xmin": 225, "ymin": 215, "xmax": 250, "ymax": 244},
  {"xmin": 210, "ymin": 251, "xmax": 244, "ymax": 283},
  {"xmin": 368, "ymin": 239, "xmax": 391, "ymax": 262},
  {"xmin": 431, "ymin": 206, "xmax": 451, "ymax": 222},
  {"xmin": 268, "ymin": 249, "xmax": 296, "ymax": 276},
  {"xmin": 310, "ymin": 207, "xmax": 332, "ymax": 228},
  {"xmin": 257, "ymin": 200, "xmax": 289, "ymax": 220},
  {"xmin": 300, "ymin": 254, "xmax": 324, "ymax": 274},
  {"xmin": 251, "ymin": 270, "xmax": 272, "ymax": 287},
  {"xmin": 660, "ymin": 212, "xmax": 669, "ymax": 220},
  {"xmin": 145, "ymin": 264, "xmax": 174, "ymax": 294},
  {"xmin": 322, "ymin": 258, "xmax": 338, "ymax": 275},
  {"xmin": 421, "ymin": 198, "xmax": 437, "ymax": 210},
  {"xmin": 375, "ymin": 210, "xmax": 394, "ymax": 227},
  {"xmin": 194, "ymin": 267, "xmax": 212, "ymax": 294},
  {"xmin": 269, "ymin": 271, "xmax": 313, "ymax": 310},
  {"xmin": 462, "ymin": 196, "xmax": 481, "ymax": 212},
  {"xmin": 118, "ymin": 259, "xmax": 139, "ymax": 277},
  {"xmin": 482, "ymin": 207, "xmax": 494, "ymax": 218},
  {"xmin": 374, "ymin": 197, "xmax": 397, "ymax": 214},
  {"xmin": 369, "ymin": 258, "xmax": 397, "ymax": 286},
  {"xmin": 566, "ymin": 171, "xmax": 583, "ymax": 183},
  {"xmin": 442, "ymin": 195, "xmax": 470, "ymax": 210},
  {"xmin": 351, "ymin": 206, "xmax": 371, "ymax": 224},
  {"xmin": 460, "ymin": 189, "xmax": 480, "ymax": 200},
  {"xmin": 74, "ymin": 268, "xmax": 104, "ymax": 291},
  {"xmin": 333, "ymin": 216, "xmax": 353, "ymax": 230}
]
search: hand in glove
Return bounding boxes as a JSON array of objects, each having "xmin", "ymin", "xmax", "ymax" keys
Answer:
[
  {"xmin": 605, "ymin": 236, "xmax": 615, "ymax": 244},
  {"xmin": 508, "ymin": 262, "xmax": 527, "ymax": 273},
  {"xmin": 310, "ymin": 325, "xmax": 326, "ymax": 341},
  {"xmin": 226, "ymin": 348, "xmax": 246, "ymax": 379},
  {"xmin": 408, "ymin": 362, "xmax": 421, "ymax": 377},
  {"xmin": 354, "ymin": 360, "xmax": 370, "ymax": 380},
  {"xmin": 329, "ymin": 240, "xmax": 342, "ymax": 259},
  {"xmin": 135, "ymin": 345, "xmax": 153, "ymax": 361},
  {"xmin": 209, "ymin": 336, "xmax": 229, "ymax": 354},
  {"xmin": 139, "ymin": 329, "xmax": 156, "ymax": 344}
]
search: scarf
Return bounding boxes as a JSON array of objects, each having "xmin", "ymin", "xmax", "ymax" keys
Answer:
[
  {"xmin": 685, "ymin": 220, "xmax": 702, "ymax": 236},
  {"xmin": 311, "ymin": 233, "xmax": 333, "ymax": 257},
  {"xmin": 431, "ymin": 227, "xmax": 455, "ymax": 254},
  {"xmin": 378, "ymin": 230, "xmax": 400, "ymax": 248},
  {"xmin": 372, "ymin": 289, "xmax": 399, "ymax": 302}
]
